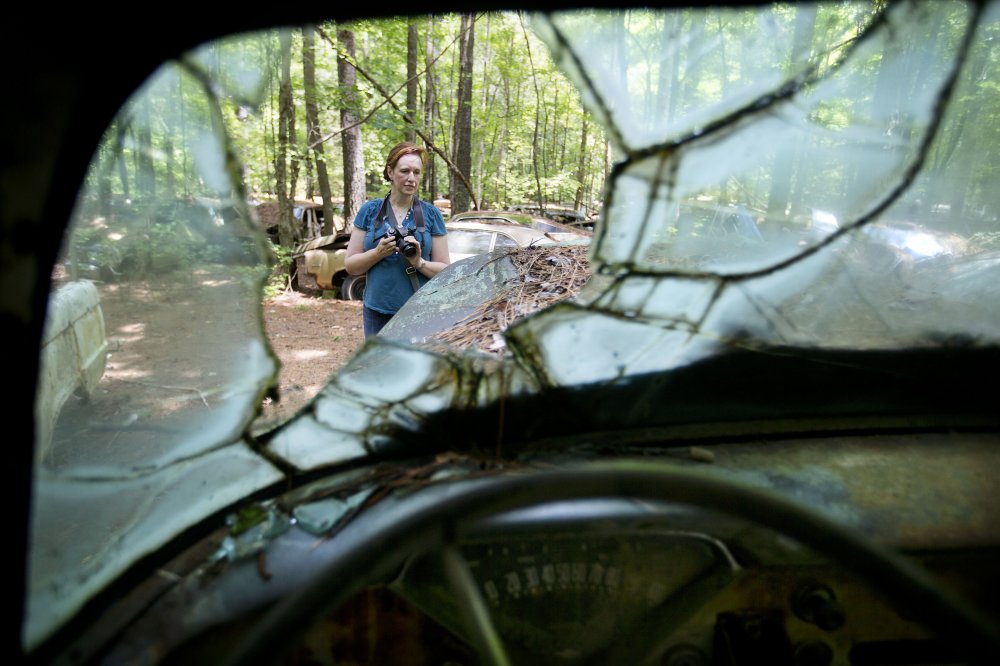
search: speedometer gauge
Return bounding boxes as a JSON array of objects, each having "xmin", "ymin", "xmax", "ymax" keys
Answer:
[{"xmin": 393, "ymin": 530, "xmax": 739, "ymax": 663}]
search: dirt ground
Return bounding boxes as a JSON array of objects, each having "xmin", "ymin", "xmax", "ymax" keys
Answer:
[
  {"xmin": 45, "ymin": 245, "xmax": 586, "ymax": 467},
  {"xmin": 257, "ymin": 289, "xmax": 367, "ymax": 428},
  {"xmin": 46, "ymin": 268, "xmax": 367, "ymax": 467}
]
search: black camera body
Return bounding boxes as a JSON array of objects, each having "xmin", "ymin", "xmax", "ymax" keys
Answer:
[{"xmin": 378, "ymin": 223, "xmax": 419, "ymax": 258}]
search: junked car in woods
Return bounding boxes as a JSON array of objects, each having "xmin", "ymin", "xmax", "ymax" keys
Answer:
[
  {"xmin": 449, "ymin": 208, "xmax": 593, "ymax": 238},
  {"xmin": 254, "ymin": 199, "xmax": 341, "ymax": 244},
  {"xmin": 291, "ymin": 231, "xmax": 360, "ymax": 298},
  {"xmin": 446, "ymin": 215, "xmax": 589, "ymax": 263},
  {"xmin": 11, "ymin": 2, "xmax": 1000, "ymax": 666},
  {"xmin": 509, "ymin": 203, "xmax": 595, "ymax": 230}
]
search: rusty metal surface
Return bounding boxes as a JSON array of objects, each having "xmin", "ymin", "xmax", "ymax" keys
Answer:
[{"xmin": 672, "ymin": 432, "xmax": 1000, "ymax": 549}]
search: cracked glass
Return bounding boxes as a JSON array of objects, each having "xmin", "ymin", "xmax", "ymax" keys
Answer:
[{"xmin": 28, "ymin": 1, "xmax": 1000, "ymax": 653}]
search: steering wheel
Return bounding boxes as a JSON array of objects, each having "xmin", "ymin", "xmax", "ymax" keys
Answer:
[{"xmin": 221, "ymin": 461, "xmax": 1000, "ymax": 666}]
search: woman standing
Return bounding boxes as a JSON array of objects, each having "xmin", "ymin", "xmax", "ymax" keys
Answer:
[{"xmin": 345, "ymin": 141, "xmax": 450, "ymax": 338}]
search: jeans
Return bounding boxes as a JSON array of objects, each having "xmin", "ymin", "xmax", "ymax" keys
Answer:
[{"xmin": 363, "ymin": 306, "xmax": 394, "ymax": 338}]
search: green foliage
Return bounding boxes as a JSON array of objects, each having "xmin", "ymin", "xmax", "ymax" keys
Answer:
[
  {"xmin": 80, "ymin": 11, "xmax": 612, "ymax": 217},
  {"xmin": 228, "ymin": 504, "xmax": 269, "ymax": 537},
  {"xmin": 81, "ymin": 5, "xmax": 1000, "ymax": 254},
  {"xmin": 65, "ymin": 196, "xmax": 271, "ymax": 284},
  {"xmin": 261, "ymin": 241, "xmax": 294, "ymax": 298}
]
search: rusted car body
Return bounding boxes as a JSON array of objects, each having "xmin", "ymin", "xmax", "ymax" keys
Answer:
[{"xmin": 34, "ymin": 280, "xmax": 108, "ymax": 463}]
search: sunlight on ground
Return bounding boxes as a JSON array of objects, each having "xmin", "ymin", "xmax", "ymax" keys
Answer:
[
  {"xmin": 115, "ymin": 322, "xmax": 146, "ymax": 338},
  {"xmin": 293, "ymin": 349, "xmax": 330, "ymax": 361}
]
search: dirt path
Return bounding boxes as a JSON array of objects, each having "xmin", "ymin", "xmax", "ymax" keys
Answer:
[
  {"xmin": 257, "ymin": 290, "xmax": 366, "ymax": 429},
  {"xmin": 46, "ymin": 270, "xmax": 366, "ymax": 468}
]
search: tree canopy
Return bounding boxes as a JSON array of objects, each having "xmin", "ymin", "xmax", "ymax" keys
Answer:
[{"xmin": 78, "ymin": 6, "xmax": 1000, "ymax": 251}]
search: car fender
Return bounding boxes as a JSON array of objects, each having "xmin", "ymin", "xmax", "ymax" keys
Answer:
[
  {"xmin": 35, "ymin": 280, "xmax": 108, "ymax": 463},
  {"xmin": 302, "ymin": 248, "xmax": 346, "ymax": 290}
]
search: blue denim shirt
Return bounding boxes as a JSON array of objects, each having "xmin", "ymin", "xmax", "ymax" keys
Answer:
[{"xmin": 353, "ymin": 197, "xmax": 447, "ymax": 314}]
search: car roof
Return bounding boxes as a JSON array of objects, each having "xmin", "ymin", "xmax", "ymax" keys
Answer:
[
  {"xmin": 451, "ymin": 209, "xmax": 594, "ymax": 237},
  {"xmin": 447, "ymin": 218, "xmax": 558, "ymax": 244}
]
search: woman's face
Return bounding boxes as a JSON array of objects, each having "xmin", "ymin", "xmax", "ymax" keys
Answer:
[{"xmin": 389, "ymin": 153, "xmax": 423, "ymax": 197}]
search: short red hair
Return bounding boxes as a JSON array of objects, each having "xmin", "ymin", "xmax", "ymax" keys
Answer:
[{"xmin": 383, "ymin": 141, "xmax": 428, "ymax": 182}]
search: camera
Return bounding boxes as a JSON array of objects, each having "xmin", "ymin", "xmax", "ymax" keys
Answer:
[{"xmin": 377, "ymin": 222, "xmax": 419, "ymax": 258}]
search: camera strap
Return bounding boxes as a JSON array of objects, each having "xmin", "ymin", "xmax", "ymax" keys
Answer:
[{"xmin": 376, "ymin": 195, "xmax": 426, "ymax": 293}]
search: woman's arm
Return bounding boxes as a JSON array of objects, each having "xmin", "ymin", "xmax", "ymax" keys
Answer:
[
  {"xmin": 406, "ymin": 203, "xmax": 451, "ymax": 278},
  {"xmin": 345, "ymin": 227, "xmax": 397, "ymax": 276},
  {"xmin": 405, "ymin": 233, "xmax": 450, "ymax": 278}
]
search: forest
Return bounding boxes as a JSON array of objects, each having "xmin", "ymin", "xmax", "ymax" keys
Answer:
[
  {"xmin": 66, "ymin": 4, "xmax": 1000, "ymax": 282},
  {"xmin": 70, "ymin": 11, "xmax": 606, "ymax": 261}
]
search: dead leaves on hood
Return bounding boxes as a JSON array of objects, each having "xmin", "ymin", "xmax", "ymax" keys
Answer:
[{"xmin": 430, "ymin": 245, "xmax": 591, "ymax": 355}]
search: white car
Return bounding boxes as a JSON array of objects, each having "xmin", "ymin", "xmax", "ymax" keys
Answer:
[{"xmin": 447, "ymin": 214, "xmax": 590, "ymax": 263}]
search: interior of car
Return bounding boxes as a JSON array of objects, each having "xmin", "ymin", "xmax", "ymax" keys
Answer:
[{"xmin": 8, "ymin": 2, "xmax": 1000, "ymax": 665}]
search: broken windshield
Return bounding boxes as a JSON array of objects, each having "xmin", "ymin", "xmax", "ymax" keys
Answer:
[{"xmin": 28, "ymin": 1, "xmax": 1000, "ymax": 654}]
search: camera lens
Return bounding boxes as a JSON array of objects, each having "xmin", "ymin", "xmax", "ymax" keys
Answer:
[{"xmin": 400, "ymin": 241, "xmax": 418, "ymax": 257}]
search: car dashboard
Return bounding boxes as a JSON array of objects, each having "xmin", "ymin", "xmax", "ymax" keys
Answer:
[{"xmin": 55, "ymin": 429, "xmax": 1000, "ymax": 666}]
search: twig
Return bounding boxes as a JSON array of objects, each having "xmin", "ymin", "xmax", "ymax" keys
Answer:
[{"xmin": 116, "ymin": 378, "xmax": 212, "ymax": 407}]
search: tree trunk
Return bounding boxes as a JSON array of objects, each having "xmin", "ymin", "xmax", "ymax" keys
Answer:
[
  {"xmin": 424, "ymin": 17, "xmax": 438, "ymax": 199},
  {"xmin": 451, "ymin": 13, "xmax": 476, "ymax": 214},
  {"xmin": 657, "ymin": 13, "xmax": 681, "ymax": 130},
  {"xmin": 520, "ymin": 14, "xmax": 545, "ymax": 213},
  {"xmin": 275, "ymin": 31, "xmax": 297, "ymax": 248},
  {"xmin": 286, "ymin": 85, "xmax": 299, "ymax": 210},
  {"xmin": 574, "ymin": 118, "xmax": 589, "ymax": 212},
  {"xmin": 338, "ymin": 24, "xmax": 366, "ymax": 223},
  {"xmin": 406, "ymin": 18, "xmax": 419, "ymax": 144},
  {"xmin": 136, "ymin": 96, "xmax": 156, "ymax": 199},
  {"xmin": 180, "ymin": 70, "xmax": 190, "ymax": 197},
  {"xmin": 116, "ymin": 123, "xmax": 131, "ymax": 201},
  {"xmin": 303, "ymin": 26, "xmax": 337, "ymax": 236},
  {"xmin": 476, "ymin": 15, "xmax": 495, "ymax": 207},
  {"xmin": 162, "ymin": 120, "xmax": 175, "ymax": 201},
  {"xmin": 766, "ymin": 4, "xmax": 816, "ymax": 221}
]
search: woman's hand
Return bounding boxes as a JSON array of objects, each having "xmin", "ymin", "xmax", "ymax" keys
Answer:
[
  {"xmin": 375, "ymin": 235, "xmax": 397, "ymax": 261},
  {"xmin": 345, "ymin": 227, "xmax": 399, "ymax": 276},
  {"xmin": 404, "ymin": 238, "xmax": 423, "ymax": 268}
]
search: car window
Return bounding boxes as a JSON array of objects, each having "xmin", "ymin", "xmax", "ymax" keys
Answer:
[
  {"xmin": 28, "ymin": 2, "xmax": 1000, "ymax": 653},
  {"xmin": 493, "ymin": 233, "xmax": 519, "ymax": 249},
  {"xmin": 447, "ymin": 229, "xmax": 497, "ymax": 255}
]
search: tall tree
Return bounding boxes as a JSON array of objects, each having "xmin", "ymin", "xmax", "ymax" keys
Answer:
[
  {"xmin": 766, "ymin": 4, "xmax": 816, "ymax": 221},
  {"xmin": 520, "ymin": 13, "xmax": 545, "ymax": 213},
  {"xmin": 136, "ymin": 96, "xmax": 156, "ymax": 199},
  {"xmin": 116, "ymin": 123, "xmax": 131, "ymax": 201},
  {"xmin": 161, "ymin": 114, "xmax": 175, "ymax": 201},
  {"xmin": 657, "ymin": 13, "xmax": 682, "ymax": 131},
  {"xmin": 302, "ymin": 26, "xmax": 337, "ymax": 235},
  {"xmin": 406, "ymin": 18, "xmax": 419, "ymax": 144},
  {"xmin": 338, "ymin": 24, "xmax": 366, "ymax": 223},
  {"xmin": 424, "ymin": 17, "xmax": 438, "ymax": 199},
  {"xmin": 574, "ymin": 118, "xmax": 589, "ymax": 212},
  {"xmin": 275, "ymin": 31, "xmax": 298, "ymax": 248},
  {"xmin": 451, "ymin": 13, "xmax": 475, "ymax": 214}
]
